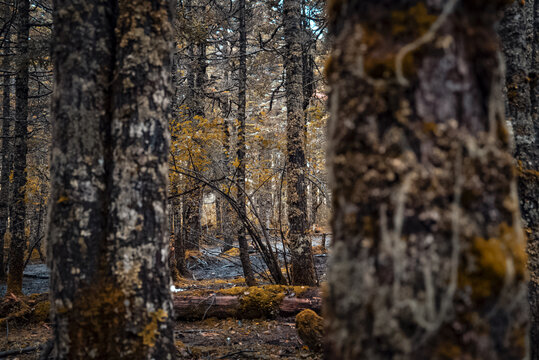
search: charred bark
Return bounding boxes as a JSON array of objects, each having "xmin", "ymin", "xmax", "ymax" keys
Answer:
[
  {"xmin": 284, "ymin": 0, "xmax": 315, "ymax": 286},
  {"xmin": 236, "ymin": 0, "xmax": 256, "ymax": 286},
  {"xmin": 0, "ymin": 30, "xmax": 12, "ymax": 281},
  {"xmin": 7, "ymin": 0, "xmax": 29, "ymax": 295},
  {"xmin": 499, "ymin": 1, "xmax": 539, "ymax": 358},
  {"xmin": 326, "ymin": 1, "xmax": 528, "ymax": 358},
  {"xmin": 48, "ymin": 0, "xmax": 176, "ymax": 357}
]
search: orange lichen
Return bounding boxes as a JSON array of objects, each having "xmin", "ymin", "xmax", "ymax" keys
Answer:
[
  {"xmin": 139, "ymin": 309, "xmax": 168, "ymax": 347},
  {"xmin": 459, "ymin": 223, "xmax": 526, "ymax": 301},
  {"xmin": 391, "ymin": 3, "xmax": 437, "ymax": 38},
  {"xmin": 516, "ymin": 160, "xmax": 539, "ymax": 180}
]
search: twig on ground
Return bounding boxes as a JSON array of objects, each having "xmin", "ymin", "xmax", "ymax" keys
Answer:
[
  {"xmin": 215, "ymin": 349, "xmax": 256, "ymax": 359},
  {"xmin": 0, "ymin": 343, "xmax": 44, "ymax": 359}
]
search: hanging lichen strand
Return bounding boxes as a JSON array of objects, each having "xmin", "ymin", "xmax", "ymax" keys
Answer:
[{"xmin": 325, "ymin": 1, "xmax": 528, "ymax": 359}]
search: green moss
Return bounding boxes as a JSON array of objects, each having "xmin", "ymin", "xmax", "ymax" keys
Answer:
[
  {"xmin": 295, "ymin": 309, "xmax": 323, "ymax": 352},
  {"xmin": 32, "ymin": 300, "xmax": 50, "ymax": 323}
]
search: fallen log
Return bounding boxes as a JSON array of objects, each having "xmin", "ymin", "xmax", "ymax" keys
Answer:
[{"xmin": 173, "ymin": 286, "xmax": 321, "ymax": 320}]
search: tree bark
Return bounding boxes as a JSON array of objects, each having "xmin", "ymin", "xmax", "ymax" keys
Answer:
[
  {"xmin": 7, "ymin": 0, "xmax": 29, "ymax": 295},
  {"xmin": 499, "ymin": 1, "xmax": 539, "ymax": 358},
  {"xmin": 0, "ymin": 27, "xmax": 12, "ymax": 281},
  {"xmin": 326, "ymin": 1, "xmax": 528, "ymax": 359},
  {"xmin": 236, "ymin": 0, "xmax": 256, "ymax": 287},
  {"xmin": 283, "ymin": 0, "xmax": 315, "ymax": 286},
  {"xmin": 182, "ymin": 10, "xmax": 206, "ymax": 251},
  {"xmin": 48, "ymin": 0, "xmax": 176, "ymax": 358},
  {"xmin": 175, "ymin": 198, "xmax": 190, "ymax": 277}
]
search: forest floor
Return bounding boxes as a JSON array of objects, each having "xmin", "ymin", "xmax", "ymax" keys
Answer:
[{"xmin": 0, "ymin": 236, "xmax": 328, "ymax": 359}]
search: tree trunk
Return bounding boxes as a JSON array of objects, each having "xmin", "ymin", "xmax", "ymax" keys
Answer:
[
  {"xmin": 236, "ymin": 0, "xmax": 256, "ymax": 287},
  {"xmin": 175, "ymin": 198, "xmax": 190, "ymax": 277},
  {"xmin": 326, "ymin": 1, "xmax": 528, "ymax": 359},
  {"xmin": 182, "ymin": 186, "xmax": 202, "ymax": 251},
  {"xmin": 500, "ymin": 1, "xmax": 539, "ymax": 358},
  {"xmin": 0, "ymin": 29, "xmax": 12, "ymax": 281},
  {"xmin": 283, "ymin": 0, "xmax": 315, "ymax": 286},
  {"xmin": 48, "ymin": 0, "xmax": 176, "ymax": 357},
  {"xmin": 182, "ymin": 15, "xmax": 206, "ymax": 251},
  {"xmin": 222, "ymin": 116, "xmax": 235, "ymax": 252},
  {"xmin": 7, "ymin": 0, "xmax": 29, "ymax": 295}
]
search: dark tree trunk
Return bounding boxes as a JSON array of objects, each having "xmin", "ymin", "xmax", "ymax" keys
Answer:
[
  {"xmin": 48, "ymin": 0, "xmax": 176, "ymax": 357},
  {"xmin": 222, "ymin": 116, "xmax": 235, "ymax": 252},
  {"xmin": 182, "ymin": 187, "xmax": 202, "ymax": 250},
  {"xmin": 182, "ymin": 14, "xmax": 206, "ymax": 251},
  {"xmin": 326, "ymin": 1, "xmax": 528, "ymax": 359},
  {"xmin": 500, "ymin": 1, "xmax": 539, "ymax": 358},
  {"xmin": 283, "ymin": 0, "xmax": 315, "ymax": 286},
  {"xmin": 175, "ymin": 198, "xmax": 190, "ymax": 277},
  {"xmin": 0, "ymin": 30, "xmax": 12, "ymax": 281},
  {"xmin": 7, "ymin": 0, "xmax": 29, "ymax": 295},
  {"xmin": 236, "ymin": 0, "xmax": 256, "ymax": 286}
]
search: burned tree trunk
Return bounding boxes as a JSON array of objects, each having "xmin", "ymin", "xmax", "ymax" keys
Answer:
[
  {"xmin": 7, "ymin": 0, "xmax": 29, "ymax": 295},
  {"xmin": 182, "ymin": 11, "xmax": 207, "ymax": 251},
  {"xmin": 284, "ymin": 0, "xmax": 316, "ymax": 286},
  {"xmin": 236, "ymin": 0, "xmax": 256, "ymax": 286},
  {"xmin": 48, "ymin": 0, "xmax": 176, "ymax": 357},
  {"xmin": 499, "ymin": 1, "xmax": 539, "ymax": 358},
  {"xmin": 326, "ymin": 1, "xmax": 528, "ymax": 359},
  {"xmin": 0, "ymin": 28, "xmax": 12, "ymax": 281}
]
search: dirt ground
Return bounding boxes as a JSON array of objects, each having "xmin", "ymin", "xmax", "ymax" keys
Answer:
[
  {"xmin": 0, "ymin": 318, "xmax": 320, "ymax": 359},
  {"xmin": 0, "ymin": 238, "xmax": 328, "ymax": 359}
]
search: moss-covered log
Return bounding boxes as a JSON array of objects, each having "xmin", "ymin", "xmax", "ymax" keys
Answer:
[
  {"xmin": 326, "ymin": 1, "xmax": 528, "ymax": 359},
  {"xmin": 173, "ymin": 286, "xmax": 321, "ymax": 320}
]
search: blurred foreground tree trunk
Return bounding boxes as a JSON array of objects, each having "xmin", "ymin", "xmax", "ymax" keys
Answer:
[
  {"xmin": 7, "ymin": 0, "xmax": 29, "ymax": 295},
  {"xmin": 47, "ymin": 0, "xmax": 176, "ymax": 358},
  {"xmin": 284, "ymin": 0, "xmax": 316, "ymax": 286},
  {"xmin": 500, "ymin": 1, "xmax": 539, "ymax": 358},
  {"xmin": 325, "ymin": 1, "xmax": 528, "ymax": 359}
]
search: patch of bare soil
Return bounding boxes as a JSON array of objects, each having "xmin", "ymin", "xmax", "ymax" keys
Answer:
[
  {"xmin": 0, "ymin": 322, "xmax": 51, "ymax": 359},
  {"xmin": 175, "ymin": 318, "xmax": 321, "ymax": 359}
]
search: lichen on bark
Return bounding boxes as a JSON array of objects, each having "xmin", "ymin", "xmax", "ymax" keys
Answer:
[
  {"xmin": 325, "ymin": 1, "xmax": 529, "ymax": 359},
  {"xmin": 48, "ymin": 0, "xmax": 176, "ymax": 358}
]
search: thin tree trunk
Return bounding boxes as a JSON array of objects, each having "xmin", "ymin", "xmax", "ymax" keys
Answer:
[
  {"xmin": 500, "ymin": 1, "xmax": 539, "ymax": 358},
  {"xmin": 7, "ymin": 0, "xmax": 29, "ymax": 295},
  {"xmin": 236, "ymin": 0, "xmax": 256, "ymax": 287},
  {"xmin": 0, "ymin": 29, "xmax": 12, "ymax": 281},
  {"xmin": 284, "ymin": 0, "xmax": 315, "ymax": 286},
  {"xmin": 222, "ymin": 116, "xmax": 234, "ymax": 252},
  {"xmin": 48, "ymin": 0, "xmax": 176, "ymax": 357},
  {"xmin": 175, "ymin": 197, "xmax": 190, "ymax": 277},
  {"xmin": 182, "ymin": 187, "xmax": 202, "ymax": 250},
  {"xmin": 182, "ymin": 9, "xmax": 206, "ymax": 251},
  {"xmin": 326, "ymin": 1, "xmax": 528, "ymax": 358}
]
